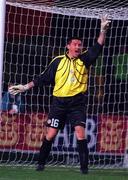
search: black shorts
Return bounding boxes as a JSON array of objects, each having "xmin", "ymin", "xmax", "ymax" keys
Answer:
[{"xmin": 47, "ymin": 93, "xmax": 87, "ymax": 130}]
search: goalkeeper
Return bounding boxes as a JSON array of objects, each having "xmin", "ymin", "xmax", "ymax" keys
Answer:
[{"xmin": 9, "ymin": 15, "xmax": 110, "ymax": 174}]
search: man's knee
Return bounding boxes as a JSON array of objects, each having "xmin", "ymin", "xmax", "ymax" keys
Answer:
[
  {"xmin": 75, "ymin": 126, "xmax": 86, "ymax": 140},
  {"xmin": 46, "ymin": 127, "xmax": 58, "ymax": 141}
]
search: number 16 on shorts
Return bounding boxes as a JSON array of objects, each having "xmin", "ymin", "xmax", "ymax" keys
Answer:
[{"xmin": 47, "ymin": 118, "xmax": 59, "ymax": 128}]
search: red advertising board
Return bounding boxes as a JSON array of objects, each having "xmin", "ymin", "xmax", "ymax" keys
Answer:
[
  {"xmin": 0, "ymin": 112, "xmax": 47, "ymax": 151},
  {"xmin": 0, "ymin": 112, "xmax": 128, "ymax": 154},
  {"xmin": 97, "ymin": 115, "xmax": 127, "ymax": 154}
]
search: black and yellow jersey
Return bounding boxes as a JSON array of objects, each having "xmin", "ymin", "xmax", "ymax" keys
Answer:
[{"xmin": 33, "ymin": 42, "xmax": 102, "ymax": 97}]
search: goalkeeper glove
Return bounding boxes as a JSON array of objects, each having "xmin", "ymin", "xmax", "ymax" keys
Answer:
[
  {"xmin": 8, "ymin": 84, "xmax": 29, "ymax": 95},
  {"xmin": 100, "ymin": 14, "xmax": 111, "ymax": 33}
]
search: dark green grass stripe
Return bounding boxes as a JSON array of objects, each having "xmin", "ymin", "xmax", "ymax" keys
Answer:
[{"xmin": 0, "ymin": 166, "xmax": 128, "ymax": 180}]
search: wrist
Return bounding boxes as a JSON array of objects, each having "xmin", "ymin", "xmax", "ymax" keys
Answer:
[
  {"xmin": 23, "ymin": 84, "xmax": 30, "ymax": 91},
  {"xmin": 23, "ymin": 82, "xmax": 34, "ymax": 91},
  {"xmin": 100, "ymin": 28, "xmax": 106, "ymax": 33}
]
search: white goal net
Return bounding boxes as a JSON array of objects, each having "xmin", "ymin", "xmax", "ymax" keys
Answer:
[{"xmin": 0, "ymin": 0, "xmax": 128, "ymax": 168}]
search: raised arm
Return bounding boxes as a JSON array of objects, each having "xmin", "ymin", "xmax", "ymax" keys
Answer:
[
  {"xmin": 80, "ymin": 15, "xmax": 111, "ymax": 67},
  {"xmin": 97, "ymin": 14, "xmax": 111, "ymax": 45}
]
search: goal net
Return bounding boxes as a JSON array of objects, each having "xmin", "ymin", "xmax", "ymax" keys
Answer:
[{"xmin": 0, "ymin": 0, "xmax": 128, "ymax": 168}]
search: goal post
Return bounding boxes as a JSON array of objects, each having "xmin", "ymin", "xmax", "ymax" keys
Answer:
[
  {"xmin": 0, "ymin": 0, "xmax": 128, "ymax": 168},
  {"xmin": 0, "ymin": 0, "xmax": 6, "ymax": 107}
]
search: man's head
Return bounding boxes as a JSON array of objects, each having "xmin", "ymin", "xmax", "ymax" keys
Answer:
[{"xmin": 66, "ymin": 37, "xmax": 83, "ymax": 58}]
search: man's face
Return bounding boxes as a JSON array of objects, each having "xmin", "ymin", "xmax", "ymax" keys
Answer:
[{"xmin": 67, "ymin": 39, "xmax": 83, "ymax": 58}]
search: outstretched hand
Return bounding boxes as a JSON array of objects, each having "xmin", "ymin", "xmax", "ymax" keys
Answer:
[
  {"xmin": 9, "ymin": 84, "xmax": 27, "ymax": 95},
  {"xmin": 101, "ymin": 14, "xmax": 111, "ymax": 33}
]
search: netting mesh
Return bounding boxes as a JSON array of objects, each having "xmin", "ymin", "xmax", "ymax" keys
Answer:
[
  {"xmin": 6, "ymin": 0, "xmax": 128, "ymax": 8},
  {"xmin": 0, "ymin": 0, "xmax": 128, "ymax": 168},
  {"xmin": 7, "ymin": 0, "xmax": 128, "ymax": 20}
]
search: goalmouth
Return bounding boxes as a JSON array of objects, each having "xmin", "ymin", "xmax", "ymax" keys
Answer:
[{"xmin": 0, "ymin": 0, "xmax": 128, "ymax": 169}]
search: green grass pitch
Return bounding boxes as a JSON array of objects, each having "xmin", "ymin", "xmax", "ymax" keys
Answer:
[{"xmin": 0, "ymin": 166, "xmax": 128, "ymax": 180}]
